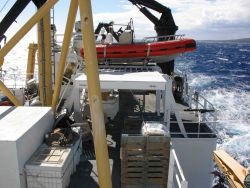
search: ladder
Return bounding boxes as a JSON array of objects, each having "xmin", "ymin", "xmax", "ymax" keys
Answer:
[{"xmin": 51, "ymin": 7, "xmax": 56, "ymax": 86}]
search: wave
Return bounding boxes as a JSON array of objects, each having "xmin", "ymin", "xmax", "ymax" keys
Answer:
[
  {"xmin": 201, "ymin": 88, "xmax": 250, "ymax": 166},
  {"xmin": 188, "ymin": 74, "xmax": 217, "ymax": 88},
  {"xmin": 219, "ymin": 134, "xmax": 250, "ymax": 167}
]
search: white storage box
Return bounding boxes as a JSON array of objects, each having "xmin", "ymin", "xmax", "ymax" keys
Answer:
[
  {"xmin": 0, "ymin": 107, "xmax": 53, "ymax": 188},
  {"xmin": 25, "ymin": 145, "xmax": 73, "ymax": 188}
]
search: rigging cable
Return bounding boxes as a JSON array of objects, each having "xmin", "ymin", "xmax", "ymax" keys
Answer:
[{"xmin": 0, "ymin": 0, "xmax": 10, "ymax": 13}]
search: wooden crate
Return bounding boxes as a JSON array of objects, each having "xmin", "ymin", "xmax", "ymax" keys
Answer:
[{"xmin": 121, "ymin": 135, "xmax": 170, "ymax": 188}]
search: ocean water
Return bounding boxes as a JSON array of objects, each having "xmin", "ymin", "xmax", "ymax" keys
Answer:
[{"xmin": 176, "ymin": 41, "xmax": 250, "ymax": 167}]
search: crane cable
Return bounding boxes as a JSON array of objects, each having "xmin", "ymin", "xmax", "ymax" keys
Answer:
[{"xmin": 0, "ymin": 0, "xmax": 10, "ymax": 13}]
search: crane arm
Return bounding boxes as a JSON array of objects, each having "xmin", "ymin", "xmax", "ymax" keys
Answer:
[
  {"xmin": 0, "ymin": 0, "xmax": 32, "ymax": 44},
  {"xmin": 128, "ymin": 0, "xmax": 178, "ymax": 37},
  {"xmin": 0, "ymin": 0, "xmax": 47, "ymax": 44}
]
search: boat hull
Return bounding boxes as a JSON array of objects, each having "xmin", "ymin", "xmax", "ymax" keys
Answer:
[{"xmin": 80, "ymin": 39, "xmax": 196, "ymax": 63}]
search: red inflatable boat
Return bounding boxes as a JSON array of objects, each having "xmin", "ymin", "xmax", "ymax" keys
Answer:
[{"xmin": 80, "ymin": 38, "xmax": 196, "ymax": 63}]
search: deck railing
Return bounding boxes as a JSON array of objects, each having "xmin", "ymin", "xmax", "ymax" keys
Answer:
[
  {"xmin": 168, "ymin": 148, "xmax": 188, "ymax": 188},
  {"xmin": 143, "ymin": 35, "xmax": 185, "ymax": 42},
  {"xmin": 184, "ymin": 87, "xmax": 218, "ymax": 126},
  {"xmin": 181, "ymin": 72, "xmax": 218, "ymax": 127},
  {"xmin": 0, "ymin": 70, "xmax": 30, "ymax": 89}
]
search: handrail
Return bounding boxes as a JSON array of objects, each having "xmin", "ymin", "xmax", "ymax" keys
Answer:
[
  {"xmin": 0, "ymin": 72, "xmax": 37, "ymax": 88},
  {"xmin": 55, "ymin": 52, "xmax": 83, "ymax": 111},
  {"xmin": 171, "ymin": 132, "xmax": 215, "ymax": 135},
  {"xmin": 169, "ymin": 148, "xmax": 188, "ymax": 188},
  {"xmin": 143, "ymin": 34, "xmax": 185, "ymax": 42},
  {"xmin": 56, "ymin": 76, "xmax": 72, "ymax": 110},
  {"xmin": 183, "ymin": 82, "xmax": 218, "ymax": 127}
]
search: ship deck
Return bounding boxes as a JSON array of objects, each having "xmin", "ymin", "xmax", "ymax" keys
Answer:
[{"xmin": 68, "ymin": 92, "xmax": 216, "ymax": 188}]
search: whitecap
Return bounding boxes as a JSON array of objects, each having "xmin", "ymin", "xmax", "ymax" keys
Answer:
[
  {"xmin": 239, "ymin": 49, "xmax": 250, "ymax": 52},
  {"xmin": 217, "ymin": 57, "xmax": 229, "ymax": 61},
  {"xmin": 219, "ymin": 133, "xmax": 250, "ymax": 167},
  {"xmin": 206, "ymin": 60, "xmax": 215, "ymax": 63},
  {"xmin": 188, "ymin": 74, "xmax": 217, "ymax": 88}
]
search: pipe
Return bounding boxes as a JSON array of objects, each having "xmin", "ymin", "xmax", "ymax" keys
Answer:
[
  {"xmin": 0, "ymin": 80, "xmax": 21, "ymax": 106},
  {"xmin": 26, "ymin": 43, "xmax": 37, "ymax": 80},
  {"xmin": 0, "ymin": 0, "xmax": 58, "ymax": 61},
  {"xmin": 51, "ymin": 0, "xmax": 78, "ymax": 113},
  {"xmin": 78, "ymin": 0, "xmax": 113, "ymax": 188}
]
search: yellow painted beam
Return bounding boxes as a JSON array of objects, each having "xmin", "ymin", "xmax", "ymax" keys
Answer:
[
  {"xmin": 213, "ymin": 150, "xmax": 247, "ymax": 188},
  {"xmin": 51, "ymin": 0, "xmax": 78, "ymax": 112},
  {"xmin": 0, "ymin": 80, "xmax": 21, "ymax": 106},
  {"xmin": 0, "ymin": 57, "xmax": 3, "ymax": 67},
  {"xmin": 78, "ymin": 0, "xmax": 113, "ymax": 188},
  {"xmin": 37, "ymin": 12, "xmax": 52, "ymax": 106},
  {"xmin": 0, "ymin": 0, "xmax": 58, "ymax": 61},
  {"xmin": 26, "ymin": 43, "xmax": 37, "ymax": 80}
]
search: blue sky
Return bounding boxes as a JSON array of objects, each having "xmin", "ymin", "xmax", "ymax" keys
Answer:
[{"xmin": 0, "ymin": 0, "xmax": 250, "ymax": 44}]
